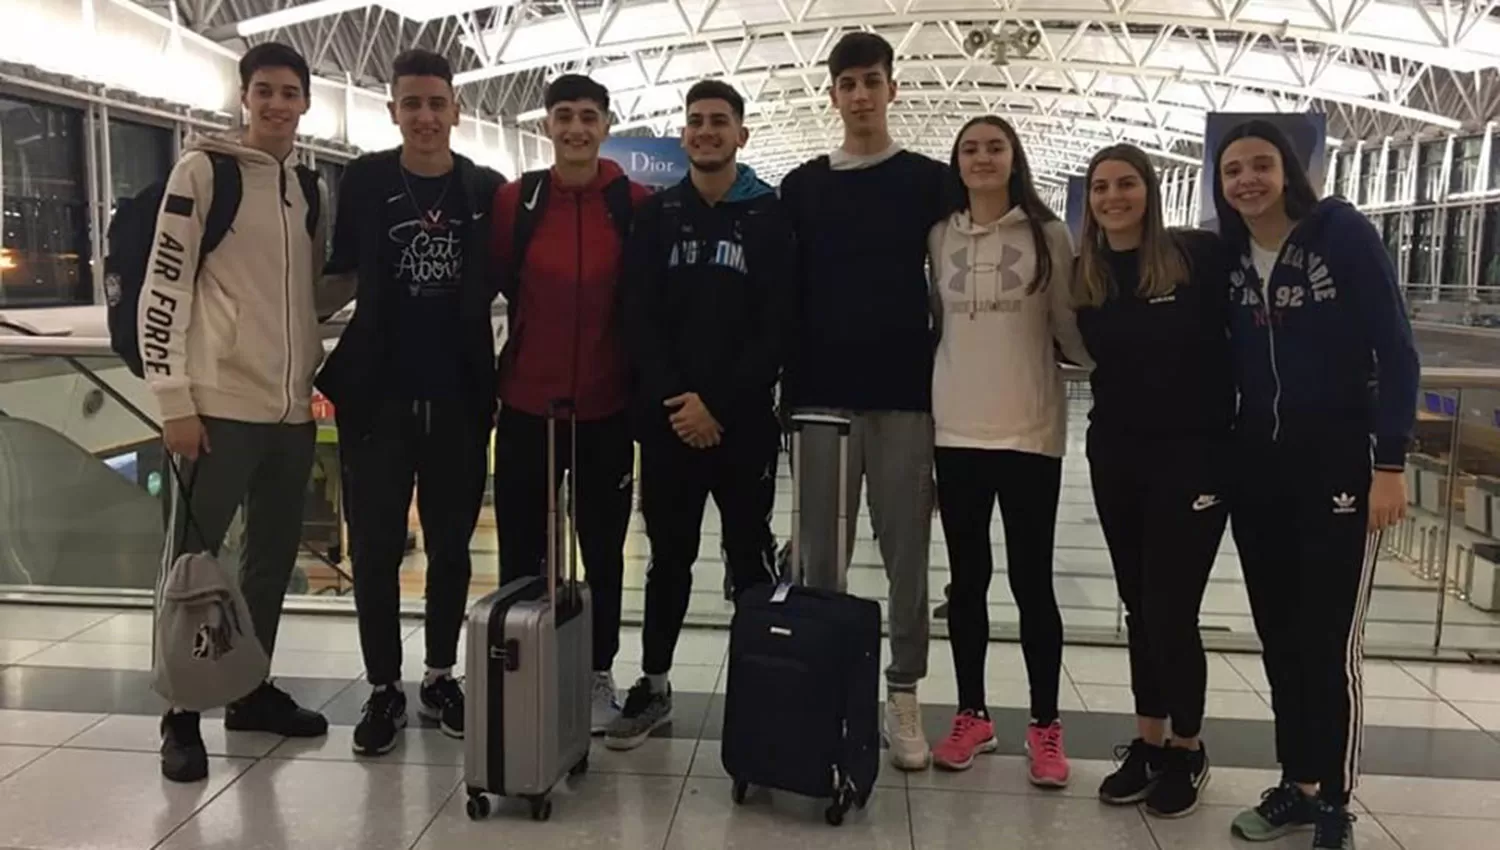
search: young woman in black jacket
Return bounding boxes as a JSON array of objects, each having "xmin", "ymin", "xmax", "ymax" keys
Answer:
[{"xmin": 1072, "ymin": 143, "xmax": 1235, "ymax": 820}]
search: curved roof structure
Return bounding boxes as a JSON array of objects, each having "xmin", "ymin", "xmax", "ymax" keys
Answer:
[{"xmin": 181, "ymin": 0, "xmax": 1500, "ymax": 180}]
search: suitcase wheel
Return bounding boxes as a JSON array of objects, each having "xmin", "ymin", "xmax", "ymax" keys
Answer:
[
  {"xmin": 731, "ymin": 779, "xmax": 749, "ymax": 805},
  {"xmin": 527, "ymin": 795, "xmax": 553, "ymax": 822},
  {"xmin": 825, "ymin": 789, "xmax": 854, "ymax": 827},
  {"xmin": 465, "ymin": 792, "xmax": 490, "ymax": 821},
  {"xmin": 569, "ymin": 754, "xmax": 589, "ymax": 777}
]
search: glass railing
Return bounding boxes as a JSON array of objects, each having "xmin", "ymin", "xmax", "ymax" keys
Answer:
[{"xmin": 1, "ymin": 330, "xmax": 1498, "ymax": 661}]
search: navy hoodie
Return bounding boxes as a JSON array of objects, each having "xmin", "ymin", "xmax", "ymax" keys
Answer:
[
  {"xmin": 1225, "ymin": 197, "xmax": 1419, "ymax": 470},
  {"xmin": 622, "ymin": 165, "xmax": 796, "ymax": 437}
]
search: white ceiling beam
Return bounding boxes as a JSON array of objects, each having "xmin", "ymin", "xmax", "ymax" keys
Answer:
[{"xmin": 456, "ymin": 4, "xmax": 1500, "ymax": 86}]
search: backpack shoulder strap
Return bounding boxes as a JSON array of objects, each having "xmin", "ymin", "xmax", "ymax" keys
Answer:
[
  {"xmin": 603, "ymin": 176, "xmax": 635, "ymax": 240},
  {"xmin": 294, "ymin": 164, "xmax": 321, "ymax": 239},
  {"xmin": 201, "ymin": 151, "xmax": 242, "ymax": 259},
  {"xmin": 511, "ymin": 169, "xmax": 551, "ymax": 275}
]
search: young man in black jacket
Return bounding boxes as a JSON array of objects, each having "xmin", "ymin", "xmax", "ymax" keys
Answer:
[
  {"xmin": 606, "ymin": 80, "xmax": 796, "ymax": 751},
  {"xmin": 316, "ymin": 50, "xmax": 506, "ymax": 757}
]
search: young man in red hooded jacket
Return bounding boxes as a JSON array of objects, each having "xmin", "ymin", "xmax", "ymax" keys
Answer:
[{"xmin": 490, "ymin": 73, "xmax": 651, "ymax": 733}]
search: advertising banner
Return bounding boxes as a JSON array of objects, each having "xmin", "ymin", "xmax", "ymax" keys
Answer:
[
  {"xmin": 1064, "ymin": 174, "xmax": 1087, "ymax": 241},
  {"xmin": 600, "ymin": 137, "xmax": 689, "ymax": 190},
  {"xmin": 1198, "ymin": 112, "xmax": 1327, "ymax": 233}
]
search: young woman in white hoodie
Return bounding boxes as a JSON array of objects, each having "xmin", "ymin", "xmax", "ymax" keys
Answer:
[{"xmin": 926, "ymin": 115, "xmax": 1092, "ymax": 780}]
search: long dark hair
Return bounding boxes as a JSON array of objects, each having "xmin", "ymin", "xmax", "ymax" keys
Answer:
[
  {"xmin": 1211, "ymin": 119, "xmax": 1320, "ymax": 253},
  {"xmin": 1073, "ymin": 144, "xmax": 1187, "ymax": 308},
  {"xmin": 948, "ymin": 115, "xmax": 1059, "ymax": 292}
]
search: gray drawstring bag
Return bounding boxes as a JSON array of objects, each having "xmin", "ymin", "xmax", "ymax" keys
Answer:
[{"xmin": 150, "ymin": 460, "xmax": 269, "ymax": 712}]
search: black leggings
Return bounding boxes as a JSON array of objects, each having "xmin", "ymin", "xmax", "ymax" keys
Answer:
[
  {"xmin": 1088, "ymin": 430, "xmax": 1229, "ymax": 739},
  {"xmin": 936, "ymin": 447, "xmax": 1063, "ymax": 724}
]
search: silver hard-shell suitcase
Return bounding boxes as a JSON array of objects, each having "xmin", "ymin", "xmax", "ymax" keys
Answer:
[{"xmin": 464, "ymin": 401, "xmax": 593, "ymax": 822}]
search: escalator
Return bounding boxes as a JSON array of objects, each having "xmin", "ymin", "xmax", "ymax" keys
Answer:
[{"xmin": 0, "ymin": 416, "xmax": 164, "ymax": 589}]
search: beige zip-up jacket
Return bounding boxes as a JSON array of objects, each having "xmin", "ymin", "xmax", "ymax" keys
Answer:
[
  {"xmin": 928, "ymin": 207, "xmax": 1092, "ymax": 457},
  {"xmin": 137, "ymin": 133, "xmax": 331, "ymax": 425}
]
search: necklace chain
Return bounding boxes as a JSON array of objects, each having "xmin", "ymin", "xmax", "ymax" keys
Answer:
[{"xmin": 399, "ymin": 164, "xmax": 455, "ymax": 230}]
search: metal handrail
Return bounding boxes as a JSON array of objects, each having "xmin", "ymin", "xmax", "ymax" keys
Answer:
[{"xmin": 5, "ymin": 336, "xmax": 1497, "ymax": 388}]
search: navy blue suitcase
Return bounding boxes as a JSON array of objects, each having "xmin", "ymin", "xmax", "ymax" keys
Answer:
[{"xmin": 720, "ymin": 414, "xmax": 882, "ymax": 826}]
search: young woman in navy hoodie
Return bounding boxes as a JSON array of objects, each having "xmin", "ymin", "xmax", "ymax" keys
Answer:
[{"xmin": 1212, "ymin": 120, "xmax": 1419, "ymax": 850}]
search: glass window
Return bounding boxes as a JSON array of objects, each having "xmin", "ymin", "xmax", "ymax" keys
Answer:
[
  {"xmin": 0, "ymin": 97, "xmax": 90, "ymax": 307},
  {"xmin": 1411, "ymin": 210, "xmax": 1435, "ymax": 300},
  {"xmin": 1386, "ymin": 146, "xmax": 1410, "ymax": 204},
  {"xmin": 1481, "ymin": 204, "xmax": 1500, "ymax": 304},
  {"xmin": 1418, "ymin": 140, "xmax": 1445, "ymax": 203},
  {"xmin": 1381, "ymin": 213, "xmax": 1401, "ymax": 268},
  {"xmin": 1450, "ymin": 136, "xmax": 1483, "ymax": 195},
  {"xmin": 1333, "ymin": 151, "xmax": 1351, "ymax": 197},
  {"xmin": 1359, "ymin": 149, "xmax": 1379, "ymax": 206},
  {"xmin": 316, "ymin": 160, "xmax": 344, "ymax": 258},
  {"xmin": 1490, "ymin": 135, "xmax": 1500, "ymax": 194},
  {"xmin": 107, "ymin": 119, "xmax": 172, "ymax": 209},
  {"xmin": 1442, "ymin": 207, "xmax": 1474, "ymax": 300}
]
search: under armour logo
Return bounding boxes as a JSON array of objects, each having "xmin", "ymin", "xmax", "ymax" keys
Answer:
[
  {"xmin": 947, "ymin": 244, "xmax": 1026, "ymax": 295},
  {"xmin": 1333, "ymin": 493, "xmax": 1357, "ymax": 514}
]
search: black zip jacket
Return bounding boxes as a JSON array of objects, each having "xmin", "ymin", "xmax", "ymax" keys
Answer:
[
  {"xmin": 316, "ymin": 149, "xmax": 506, "ymax": 438},
  {"xmin": 1075, "ymin": 228, "xmax": 1236, "ymax": 438},
  {"xmin": 622, "ymin": 166, "xmax": 796, "ymax": 439}
]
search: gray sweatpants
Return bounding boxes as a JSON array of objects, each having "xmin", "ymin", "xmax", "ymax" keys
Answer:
[
  {"xmin": 793, "ymin": 408, "xmax": 934, "ymax": 688},
  {"xmin": 161, "ymin": 416, "xmax": 316, "ymax": 661}
]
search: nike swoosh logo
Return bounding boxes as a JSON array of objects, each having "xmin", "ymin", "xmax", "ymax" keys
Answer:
[{"xmin": 523, "ymin": 181, "xmax": 542, "ymax": 211}]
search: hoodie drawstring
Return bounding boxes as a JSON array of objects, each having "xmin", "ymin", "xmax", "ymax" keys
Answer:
[{"xmin": 411, "ymin": 400, "xmax": 432, "ymax": 437}]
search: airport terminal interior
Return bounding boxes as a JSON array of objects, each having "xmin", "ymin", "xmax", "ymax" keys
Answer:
[{"xmin": 2, "ymin": 0, "xmax": 1500, "ymax": 848}]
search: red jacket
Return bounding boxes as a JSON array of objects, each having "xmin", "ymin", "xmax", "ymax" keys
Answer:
[{"xmin": 491, "ymin": 159, "xmax": 651, "ymax": 420}]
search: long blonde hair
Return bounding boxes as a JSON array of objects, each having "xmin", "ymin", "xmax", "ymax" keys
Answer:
[{"xmin": 1073, "ymin": 144, "xmax": 1187, "ymax": 308}]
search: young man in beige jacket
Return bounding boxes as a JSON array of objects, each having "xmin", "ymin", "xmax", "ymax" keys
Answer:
[{"xmin": 140, "ymin": 42, "xmax": 344, "ymax": 783}]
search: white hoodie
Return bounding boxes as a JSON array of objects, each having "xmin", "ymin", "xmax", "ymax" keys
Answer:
[
  {"xmin": 138, "ymin": 132, "xmax": 331, "ymax": 425},
  {"xmin": 928, "ymin": 208, "xmax": 1092, "ymax": 457}
]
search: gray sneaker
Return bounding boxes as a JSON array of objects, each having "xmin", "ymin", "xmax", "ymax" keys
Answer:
[{"xmin": 603, "ymin": 678, "xmax": 672, "ymax": 751}]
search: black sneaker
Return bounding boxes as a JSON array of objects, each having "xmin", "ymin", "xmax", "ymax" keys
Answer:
[
  {"xmin": 1230, "ymin": 780, "xmax": 1318, "ymax": 841},
  {"xmin": 419, "ymin": 676, "xmax": 464, "ymax": 739},
  {"xmin": 224, "ymin": 681, "xmax": 329, "ymax": 738},
  {"xmin": 160, "ymin": 711, "xmax": 208, "ymax": 783},
  {"xmin": 1098, "ymin": 738, "xmax": 1163, "ymax": 804},
  {"xmin": 353, "ymin": 686, "xmax": 408, "ymax": 756},
  {"xmin": 1313, "ymin": 800, "xmax": 1357, "ymax": 849},
  {"xmin": 603, "ymin": 678, "xmax": 673, "ymax": 751},
  {"xmin": 1146, "ymin": 744, "xmax": 1209, "ymax": 818}
]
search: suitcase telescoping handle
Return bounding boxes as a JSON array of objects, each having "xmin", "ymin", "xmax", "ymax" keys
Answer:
[
  {"xmin": 546, "ymin": 398, "xmax": 581, "ymax": 608},
  {"xmin": 786, "ymin": 413, "xmax": 853, "ymax": 590}
]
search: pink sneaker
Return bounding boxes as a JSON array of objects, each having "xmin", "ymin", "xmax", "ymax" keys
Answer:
[
  {"xmin": 1026, "ymin": 720, "xmax": 1071, "ymax": 788},
  {"xmin": 932, "ymin": 710, "xmax": 997, "ymax": 771}
]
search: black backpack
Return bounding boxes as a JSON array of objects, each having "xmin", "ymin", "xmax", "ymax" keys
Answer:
[
  {"xmin": 105, "ymin": 151, "xmax": 321, "ymax": 378},
  {"xmin": 509, "ymin": 168, "xmax": 636, "ymax": 281}
]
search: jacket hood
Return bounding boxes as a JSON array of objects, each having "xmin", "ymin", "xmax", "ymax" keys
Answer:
[
  {"xmin": 1288, "ymin": 195, "xmax": 1358, "ymax": 243},
  {"xmin": 185, "ymin": 131, "xmax": 294, "ymax": 167},
  {"xmin": 558, "ymin": 157, "xmax": 630, "ymax": 194},
  {"xmin": 948, "ymin": 205, "xmax": 1030, "ymax": 236},
  {"xmin": 724, "ymin": 164, "xmax": 775, "ymax": 202}
]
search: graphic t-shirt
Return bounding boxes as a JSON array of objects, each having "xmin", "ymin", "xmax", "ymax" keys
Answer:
[{"xmin": 383, "ymin": 167, "xmax": 467, "ymax": 400}]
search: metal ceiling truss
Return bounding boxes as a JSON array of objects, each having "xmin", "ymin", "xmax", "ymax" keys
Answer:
[{"xmin": 173, "ymin": 0, "xmax": 1500, "ymax": 181}]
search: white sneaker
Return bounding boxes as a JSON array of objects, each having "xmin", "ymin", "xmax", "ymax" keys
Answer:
[
  {"xmin": 590, "ymin": 671, "xmax": 620, "ymax": 734},
  {"xmin": 884, "ymin": 690, "xmax": 931, "ymax": 771}
]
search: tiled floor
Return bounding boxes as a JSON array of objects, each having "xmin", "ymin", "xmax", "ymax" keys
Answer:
[{"xmin": 3, "ymin": 603, "xmax": 1500, "ymax": 848}]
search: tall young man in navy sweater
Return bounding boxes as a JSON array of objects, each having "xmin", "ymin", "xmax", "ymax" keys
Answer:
[{"xmin": 778, "ymin": 31, "xmax": 949, "ymax": 771}]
